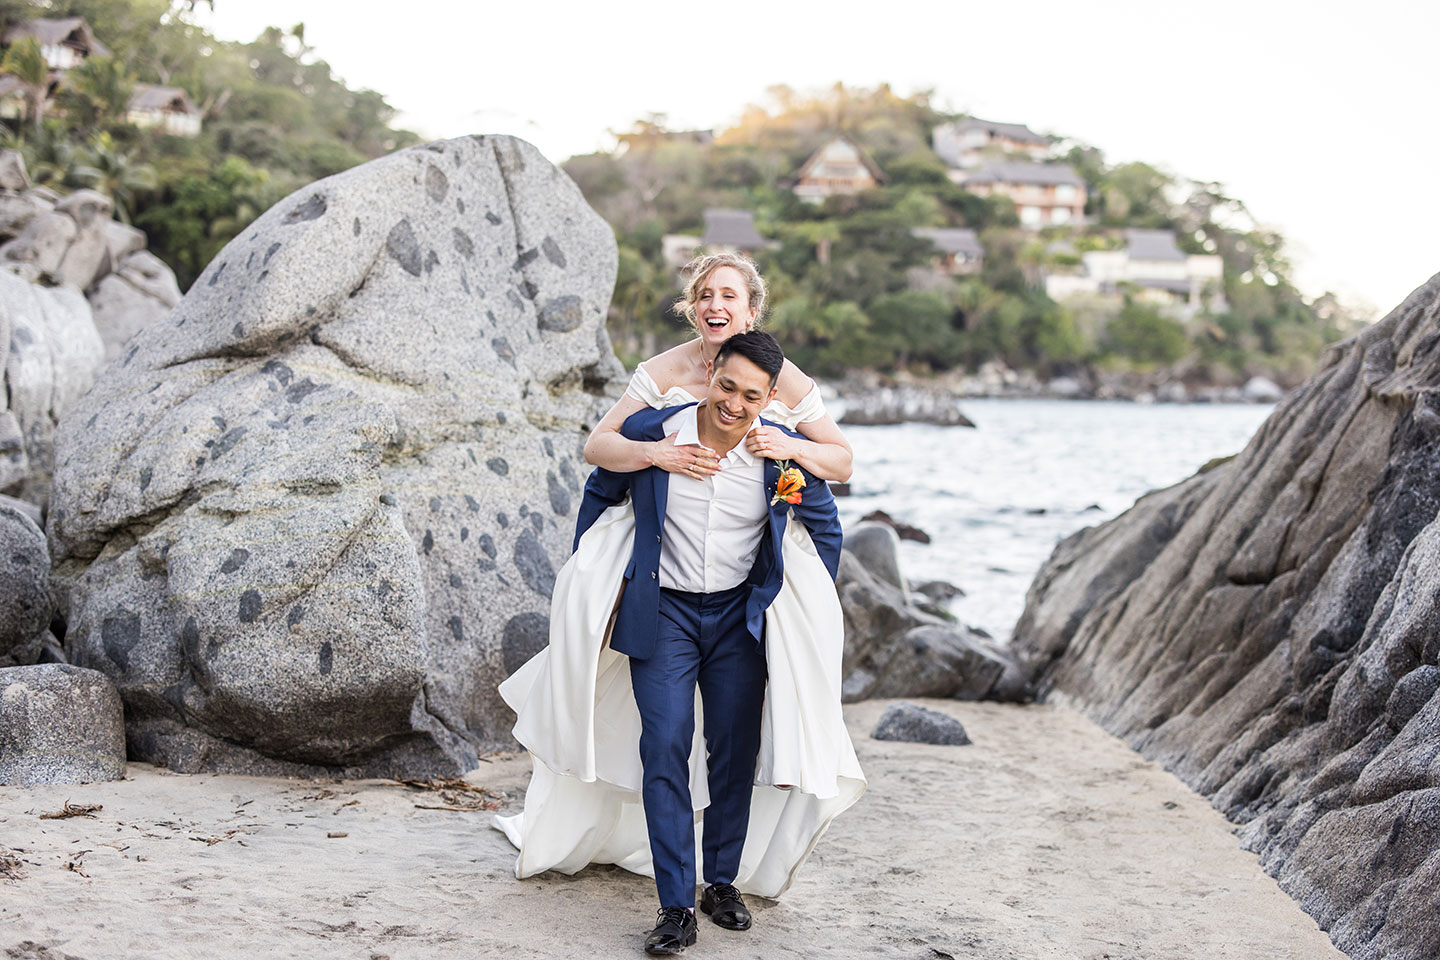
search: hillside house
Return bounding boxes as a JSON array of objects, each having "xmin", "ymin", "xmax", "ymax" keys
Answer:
[
  {"xmin": 961, "ymin": 162, "xmax": 1086, "ymax": 228},
  {"xmin": 661, "ymin": 208, "xmax": 768, "ymax": 270},
  {"xmin": 127, "ymin": 84, "xmax": 203, "ymax": 137},
  {"xmin": 1045, "ymin": 229, "xmax": 1225, "ymax": 315},
  {"xmin": 2, "ymin": 18, "xmax": 109, "ymax": 70},
  {"xmin": 791, "ymin": 136, "xmax": 885, "ymax": 204},
  {"xmin": 912, "ymin": 227, "xmax": 984, "ymax": 275},
  {"xmin": 932, "ymin": 117, "xmax": 1050, "ymax": 170}
]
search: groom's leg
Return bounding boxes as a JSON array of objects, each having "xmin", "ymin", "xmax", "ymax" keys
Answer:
[
  {"xmin": 695, "ymin": 584, "xmax": 767, "ymax": 887},
  {"xmin": 628, "ymin": 588, "xmax": 702, "ymax": 909}
]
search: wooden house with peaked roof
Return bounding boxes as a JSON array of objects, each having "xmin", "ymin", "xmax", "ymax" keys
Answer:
[
  {"xmin": 961, "ymin": 162, "xmax": 1087, "ymax": 228},
  {"xmin": 791, "ymin": 136, "xmax": 886, "ymax": 204},
  {"xmin": 2, "ymin": 17, "xmax": 110, "ymax": 70},
  {"xmin": 912, "ymin": 227, "xmax": 984, "ymax": 275},
  {"xmin": 127, "ymin": 84, "xmax": 203, "ymax": 137}
]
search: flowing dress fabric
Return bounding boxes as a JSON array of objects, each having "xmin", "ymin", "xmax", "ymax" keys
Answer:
[{"xmin": 493, "ymin": 367, "xmax": 865, "ymax": 898}]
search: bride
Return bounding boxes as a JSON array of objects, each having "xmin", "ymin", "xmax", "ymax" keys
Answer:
[{"xmin": 494, "ymin": 253, "xmax": 865, "ymax": 899}]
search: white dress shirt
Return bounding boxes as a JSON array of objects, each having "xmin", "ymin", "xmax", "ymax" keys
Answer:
[{"xmin": 658, "ymin": 405, "xmax": 768, "ymax": 593}]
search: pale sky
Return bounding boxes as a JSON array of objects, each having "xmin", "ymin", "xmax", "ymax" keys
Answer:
[{"xmin": 193, "ymin": 0, "xmax": 1438, "ymax": 318}]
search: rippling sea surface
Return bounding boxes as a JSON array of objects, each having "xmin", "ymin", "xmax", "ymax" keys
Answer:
[{"xmin": 832, "ymin": 398, "xmax": 1275, "ymax": 642}]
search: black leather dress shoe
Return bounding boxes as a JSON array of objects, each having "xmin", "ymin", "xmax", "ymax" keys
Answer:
[
  {"xmin": 700, "ymin": 882, "xmax": 752, "ymax": 930},
  {"xmin": 644, "ymin": 906, "xmax": 697, "ymax": 955}
]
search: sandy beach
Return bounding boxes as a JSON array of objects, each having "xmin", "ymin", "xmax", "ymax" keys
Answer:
[{"xmin": 0, "ymin": 699, "xmax": 1342, "ymax": 960}]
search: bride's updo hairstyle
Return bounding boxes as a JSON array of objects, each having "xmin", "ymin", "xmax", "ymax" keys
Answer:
[{"xmin": 672, "ymin": 253, "xmax": 768, "ymax": 330}]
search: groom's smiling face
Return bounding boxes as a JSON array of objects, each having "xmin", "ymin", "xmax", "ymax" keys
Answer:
[{"xmin": 701, "ymin": 353, "xmax": 778, "ymax": 447}]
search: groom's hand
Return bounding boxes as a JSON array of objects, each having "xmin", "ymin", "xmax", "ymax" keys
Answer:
[{"xmin": 649, "ymin": 432, "xmax": 721, "ymax": 478}]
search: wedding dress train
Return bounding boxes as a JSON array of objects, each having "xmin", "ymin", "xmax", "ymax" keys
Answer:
[{"xmin": 493, "ymin": 373, "xmax": 865, "ymax": 898}]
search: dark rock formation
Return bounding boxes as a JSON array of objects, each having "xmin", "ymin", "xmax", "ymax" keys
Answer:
[
  {"xmin": 872, "ymin": 701, "xmax": 971, "ymax": 745},
  {"xmin": 47, "ymin": 135, "xmax": 621, "ymax": 777},
  {"xmin": 839, "ymin": 526, "xmax": 1029, "ymax": 704},
  {"xmin": 838, "ymin": 386, "xmax": 976, "ymax": 426},
  {"xmin": 859, "ymin": 508, "xmax": 932, "ymax": 543},
  {"xmin": 0, "ymin": 664, "xmax": 126, "ymax": 785},
  {"xmin": 0, "ymin": 495, "xmax": 50, "ymax": 666},
  {"xmin": 1011, "ymin": 272, "xmax": 1440, "ymax": 960}
]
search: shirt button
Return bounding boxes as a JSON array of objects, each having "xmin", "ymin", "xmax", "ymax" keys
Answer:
[
  {"xmin": 651, "ymin": 571, "xmax": 657, "ymax": 579},
  {"xmin": 656, "ymin": 535, "xmax": 662, "ymax": 543}
]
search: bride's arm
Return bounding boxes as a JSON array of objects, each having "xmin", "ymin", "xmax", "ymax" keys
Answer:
[
  {"xmin": 746, "ymin": 362, "xmax": 854, "ymax": 482},
  {"xmin": 584, "ymin": 393, "xmax": 721, "ymax": 476},
  {"xmin": 749, "ymin": 415, "xmax": 853, "ymax": 482}
]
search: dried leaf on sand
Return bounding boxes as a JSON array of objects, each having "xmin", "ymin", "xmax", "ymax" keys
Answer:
[
  {"xmin": 393, "ymin": 777, "xmax": 500, "ymax": 812},
  {"xmin": 39, "ymin": 802, "xmax": 102, "ymax": 820}
]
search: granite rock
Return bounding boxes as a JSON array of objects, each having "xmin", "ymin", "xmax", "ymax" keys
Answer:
[
  {"xmin": 89, "ymin": 251, "xmax": 182, "ymax": 362},
  {"xmin": 0, "ymin": 663, "xmax": 126, "ymax": 785},
  {"xmin": 838, "ymin": 548, "xmax": 1029, "ymax": 704},
  {"xmin": 48, "ymin": 135, "xmax": 621, "ymax": 777},
  {"xmin": 872, "ymin": 701, "xmax": 971, "ymax": 745},
  {"xmin": 1, "ymin": 268, "xmax": 105, "ymax": 505},
  {"xmin": 0, "ymin": 497, "xmax": 49, "ymax": 666},
  {"xmin": 1011, "ymin": 271, "xmax": 1440, "ymax": 960},
  {"xmin": 842, "ymin": 521, "xmax": 908, "ymax": 595}
]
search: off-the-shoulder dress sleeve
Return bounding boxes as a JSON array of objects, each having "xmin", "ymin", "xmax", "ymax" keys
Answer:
[
  {"xmin": 762, "ymin": 381, "xmax": 827, "ymax": 430},
  {"xmin": 624, "ymin": 363, "xmax": 700, "ymax": 410}
]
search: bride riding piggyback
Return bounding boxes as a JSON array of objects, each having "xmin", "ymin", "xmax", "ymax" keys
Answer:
[{"xmin": 495, "ymin": 254, "xmax": 865, "ymax": 954}]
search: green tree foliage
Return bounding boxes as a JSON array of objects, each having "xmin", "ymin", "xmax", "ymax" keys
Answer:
[
  {"xmin": 0, "ymin": 0, "xmax": 417, "ymax": 288},
  {"xmin": 1, "ymin": 36, "xmax": 48, "ymax": 130},
  {"xmin": 1102, "ymin": 301, "xmax": 1190, "ymax": 367},
  {"xmin": 567, "ymin": 85, "xmax": 1347, "ymax": 384}
]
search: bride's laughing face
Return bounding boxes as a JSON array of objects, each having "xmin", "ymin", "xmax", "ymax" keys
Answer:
[{"xmin": 695, "ymin": 266, "xmax": 757, "ymax": 349}]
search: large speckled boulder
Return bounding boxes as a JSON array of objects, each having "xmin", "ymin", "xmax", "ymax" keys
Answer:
[
  {"xmin": 1, "ymin": 268, "xmax": 104, "ymax": 505},
  {"xmin": 1012, "ymin": 271, "xmax": 1440, "ymax": 960},
  {"xmin": 0, "ymin": 664, "xmax": 126, "ymax": 785},
  {"xmin": 48, "ymin": 135, "xmax": 621, "ymax": 777}
]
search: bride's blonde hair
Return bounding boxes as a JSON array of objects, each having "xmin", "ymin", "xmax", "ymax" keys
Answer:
[{"xmin": 672, "ymin": 253, "xmax": 768, "ymax": 330}]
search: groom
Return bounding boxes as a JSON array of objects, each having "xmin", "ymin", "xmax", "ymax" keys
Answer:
[{"xmin": 574, "ymin": 331, "xmax": 842, "ymax": 955}]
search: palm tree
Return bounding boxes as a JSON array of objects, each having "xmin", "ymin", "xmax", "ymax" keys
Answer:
[
  {"xmin": 73, "ymin": 132, "xmax": 157, "ymax": 224},
  {"xmin": 1, "ymin": 35, "xmax": 49, "ymax": 133},
  {"xmin": 55, "ymin": 56, "xmax": 134, "ymax": 133}
]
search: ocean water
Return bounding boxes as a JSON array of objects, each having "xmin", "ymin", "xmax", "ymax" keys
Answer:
[{"xmin": 833, "ymin": 398, "xmax": 1276, "ymax": 642}]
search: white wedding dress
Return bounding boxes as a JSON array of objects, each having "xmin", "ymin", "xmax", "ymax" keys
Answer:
[{"xmin": 493, "ymin": 367, "xmax": 866, "ymax": 899}]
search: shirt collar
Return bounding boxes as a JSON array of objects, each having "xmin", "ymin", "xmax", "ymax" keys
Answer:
[{"xmin": 672, "ymin": 404, "xmax": 761, "ymax": 466}]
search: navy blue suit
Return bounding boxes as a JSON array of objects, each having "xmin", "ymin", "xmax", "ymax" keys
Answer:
[{"xmin": 574, "ymin": 402, "xmax": 842, "ymax": 907}]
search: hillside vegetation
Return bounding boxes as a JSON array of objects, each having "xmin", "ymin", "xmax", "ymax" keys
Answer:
[{"xmin": 566, "ymin": 85, "xmax": 1366, "ymax": 387}]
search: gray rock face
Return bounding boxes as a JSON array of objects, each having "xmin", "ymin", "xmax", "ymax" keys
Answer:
[
  {"xmin": 0, "ymin": 189, "xmax": 114, "ymax": 290},
  {"xmin": 0, "ymin": 497, "xmax": 50, "ymax": 666},
  {"xmin": 872, "ymin": 701, "xmax": 971, "ymax": 745},
  {"xmin": 1, "ymin": 268, "xmax": 104, "ymax": 505},
  {"xmin": 48, "ymin": 135, "xmax": 621, "ymax": 778},
  {"xmin": 89, "ymin": 251, "xmax": 182, "ymax": 362},
  {"xmin": 843, "ymin": 521, "xmax": 908, "ymax": 595},
  {"xmin": 838, "ymin": 547, "xmax": 1029, "ymax": 704},
  {"xmin": 1011, "ymin": 271, "xmax": 1440, "ymax": 960},
  {"xmin": 838, "ymin": 386, "xmax": 976, "ymax": 426},
  {"xmin": 0, "ymin": 664, "xmax": 126, "ymax": 785}
]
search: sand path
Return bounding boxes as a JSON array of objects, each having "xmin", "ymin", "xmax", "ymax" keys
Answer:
[{"xmin": 0, "ymin": 699, "xmax": 1342, "ymax": 959}]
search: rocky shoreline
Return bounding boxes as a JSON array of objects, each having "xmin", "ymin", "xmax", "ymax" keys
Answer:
[{"xmin": 1010, "ymin": 270, "xmax": 1440, "ymax": 960}]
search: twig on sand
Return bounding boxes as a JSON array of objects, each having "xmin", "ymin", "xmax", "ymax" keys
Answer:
[
  {"xmin": 39, "ymin": 802, "xmax": 102, "ymax": 820},
  {"xmin": 0, "ymin": 846, "xmax": 24, "ymax": 880},
  {"xmin": 392, "ymin": 777, "xmax": 500, "ymax": 812}
]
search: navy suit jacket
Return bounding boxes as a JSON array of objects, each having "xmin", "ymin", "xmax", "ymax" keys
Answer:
[{"xmin": 575, "ymin": 402, "xmax": 843, "ymax": 661}]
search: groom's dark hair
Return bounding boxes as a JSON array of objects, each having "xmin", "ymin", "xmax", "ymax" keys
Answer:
[{"xmin": 715, "ymin": 330, "xmax": 784, "ymax": 388}]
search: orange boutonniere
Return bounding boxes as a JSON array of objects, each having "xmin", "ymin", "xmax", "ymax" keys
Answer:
[{"xmin": 771, "ymin": 460, "xmax": 804, "ymax": 506}]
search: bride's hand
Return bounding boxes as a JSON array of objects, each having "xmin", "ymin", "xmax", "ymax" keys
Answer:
[
  {"xmin": 650, "ymin": 433, "xmax": 720, "ymax": 478},
  {"xmin": 746, "ymin": 425, "xmax": 800, "ymax": 461}
]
